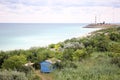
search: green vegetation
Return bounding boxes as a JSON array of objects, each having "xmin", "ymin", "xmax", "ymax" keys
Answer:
[
  {"xmin": 2, "ymin": 55, "xmax": 27, "ymax": 70},
  {"xmin": 0, "ymin": 70, "xmax": 41, "ymax": 80},
  {"xmin": 0, "ymin": 26, "xmax": 120, "ymax": 80},
  {"xmin": 54, "ymin": 55, "xmax": 120, "ymax": 80},
  {"xmin": 0, "ymin": 70, "xmax": 28, "ymax": 80}
]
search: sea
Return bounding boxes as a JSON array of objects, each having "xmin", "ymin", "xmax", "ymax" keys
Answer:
[{"xmin": 0, "ymin": 23, "xmax": 100, "ymax": 51}]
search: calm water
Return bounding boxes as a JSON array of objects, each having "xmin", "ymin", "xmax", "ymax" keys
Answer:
[{"xmin": 0, "ymin": 23, "xmax": 99, "ymax": 51}]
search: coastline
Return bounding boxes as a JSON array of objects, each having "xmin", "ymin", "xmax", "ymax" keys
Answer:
[{"xmin": 78, "ymin": 28, "xmax": 102, "ymax": 39}]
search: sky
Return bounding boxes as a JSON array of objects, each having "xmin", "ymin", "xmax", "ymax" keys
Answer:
[{"xmin": 0, "ymin": 0, "xmax": 120, "ymax": 23}]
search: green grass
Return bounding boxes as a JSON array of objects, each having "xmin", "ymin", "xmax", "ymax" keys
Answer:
[{"xmin": 53, "ymin": 52, "xmax": 120, "ymax": 80}]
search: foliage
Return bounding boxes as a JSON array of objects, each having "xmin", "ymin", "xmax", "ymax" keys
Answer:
[
  {"xmin": 32, "ymin": 74, "xmax": 41, "ymax": 80},
  {"xmin": 0, "ymin": 70, "xmax": 28, "ymax": 80},
  {"xmin": 2, "ymin": 55, "xmax": 27, "ymax": 70},
  {"xmin": 53, "ymin": 53, "xmax": 120, "ymax": 80},
  {"xmin": 64, "ymin": 42, "xmax": 84, "ymax": 50},
  {"xmin": 55, "ymin": 61, "xmax": 77, "ymax": 69},
  {"xmin": 26, "ymin": 71, "xmax": 41, "ymax": 80},
  {"xmin": 72, "ymin": 49, "xmax": 86, "ymax": 61},
  {"xmin": 86, "ymin": 46, "xmax": 94, "ymax": 54},
  {"xmin": 19, "ymin": 66, "xmax": 34, "ymax": 74},
  {"xmin": 0, "ymin": 51, "xmax": 9, "ymax": 68},
  {"xmin": 62, "ymin": 49, "xmax": 74, "ymax": 61},
  {"xmin": 48, "ymin": 44, "xmax": 55, "ymax": 48},
  {"xmin": 109, "ymin": 31, "xmax": 120, "ymax": 41},
  {"xmin": 111, "ymin": 57, "xmax": 120, "ymax": 67},
  {"xmin": 108, "ymin": 42, "xmax": 120, "ymax": 53},
  {"xmin": 54, "ymin": 44, "xmax": 60, "ymax": 51}
]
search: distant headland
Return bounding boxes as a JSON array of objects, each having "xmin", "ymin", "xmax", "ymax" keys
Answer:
[{"xmin": 84, "ymin": 22, "xmax": 120, "ymax": 28}]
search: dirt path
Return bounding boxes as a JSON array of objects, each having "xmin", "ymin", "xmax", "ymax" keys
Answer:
[{"xmin": 35, "ymin": 70, "xmax": 53, "ymax": 80}]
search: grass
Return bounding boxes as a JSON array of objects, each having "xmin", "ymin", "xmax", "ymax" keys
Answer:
[{"xmin": 53, "ymin": 52, "xmax": 120, "ymax": 80}]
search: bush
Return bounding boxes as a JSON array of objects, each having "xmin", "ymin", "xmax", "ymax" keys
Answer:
[
  {"xmin": 111, "ymin": 57, "xmax": 120, "ymax": 67},
  {"xmin": 62, "ymin": 49, "xmax": 74, "ymax": 61},
  {"xmin": 110, "ymin": 52, "xmax": 120, "ymax": 67},
  {"xmin": 86, "ymin": 46, "xmax": 94, "ymax": 55},
  {"xmin": 72, "ymin": 49, "xmax": 86, "ymax": 61},
  {"xmin": 54, "ymin": 59, "xmax": 120, "ymax": 80},
  {"xmin": 48, "ymin": 44, "xmax": 55, "ymax": 48},
  {"xmin": 19, "ymin": 66, "xmax": 34, "ymax": 74},
  {"xmin": 108, "ymin": 43, "xmax": 120, "ymax": 53},
  {"xmin": 109, "ymin": 32, "xmax": 120, "ymax": 41},
  {"xmin": 55, "ymin": 61, "xmax": 77, "ymax": 69},
  {"xmin": 0, "ymin": 70, "xmax": 28, "ymax": 80},
  {"xmin": 2, "ymin": 55, "xmax": 27, "ymax": 70}
]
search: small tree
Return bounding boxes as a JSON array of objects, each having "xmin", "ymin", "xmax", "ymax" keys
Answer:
[{"xmin": 2, "ymin": 55, "xmax": 27, "ymax": 70}]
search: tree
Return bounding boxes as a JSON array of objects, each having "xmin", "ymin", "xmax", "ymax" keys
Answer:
[{"xmin": 2, "ymin": 55, "xmax": 27, "ymax": 70}]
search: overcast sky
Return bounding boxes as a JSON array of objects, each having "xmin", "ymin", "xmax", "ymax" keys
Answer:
[{"xmin": 0, "ymin": 0, "xmax": 120, "ymax": 23}]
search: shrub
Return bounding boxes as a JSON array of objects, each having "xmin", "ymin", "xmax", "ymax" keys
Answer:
[
  {"xmin": 108, "ymin": 43, "xmax": 120, "ymax": 53},
  {"xmin": 111, "ymin": 57, "xmax": 120, "ymax": 67},
  {"xmin": 86, "ymin": 46, "xmax": 94, "ymax": 55},
  {"xmin": 62, "ymin": 49, "xmax": 74, "ymax": 61},
  {"xmin": 0, "ymin": 70, "xmax": 28, "ymax": 80},
  {"xmin": 54, "ymin": 59, "xmax": 120, "ymax": 80},
  {"xmin": 19, "ymin": 66, "xmax": 34, "ymax": 74},
  {"xmin": 55, "ymin": 61, "xmax": 77, "ymax": 69},
  {"xmin": 48, "ymin": 44, "xmax": 55, "ymax": 48},
  {"xmin": 72, "ymin": 49, "xmax": 86, "ymax": 61},
  {"xmin": 110, "ymin": 53, "xmax": 120, "ymax": 67},
  {"xmin": 2, "ymin": 55, "xmax": 27, "ymax": 70},
  {"xmin": 109, "ymin": 32, "xmax": 120, "ymax": 41}
]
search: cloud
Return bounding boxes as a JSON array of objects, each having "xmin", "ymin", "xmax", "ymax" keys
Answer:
[
  {"xmin": 0, "ymin": 0, "xmax": 120, "ymax": 7},
  {"xmin": 0, "ymin": 0, "xmax": 120, "ymax": 23}
]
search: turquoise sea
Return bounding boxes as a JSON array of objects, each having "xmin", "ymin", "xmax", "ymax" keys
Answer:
[{"xmin": 0, "ymin": 23, "xmax": 100, "ymax": 51}]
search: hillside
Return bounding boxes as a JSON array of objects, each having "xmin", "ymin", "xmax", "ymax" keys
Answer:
[
  {"xmin": 0, "ymin": 25, "xmax": 120, "ymax": 80},
  {"xmin": 51, "ymin": 26, "xmax": 120, "ymax": 80}
]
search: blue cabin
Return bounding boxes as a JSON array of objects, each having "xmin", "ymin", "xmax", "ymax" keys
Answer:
[{"xmin": 40, "ymin": 61, "xmax": 54, "ymax": 73}]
